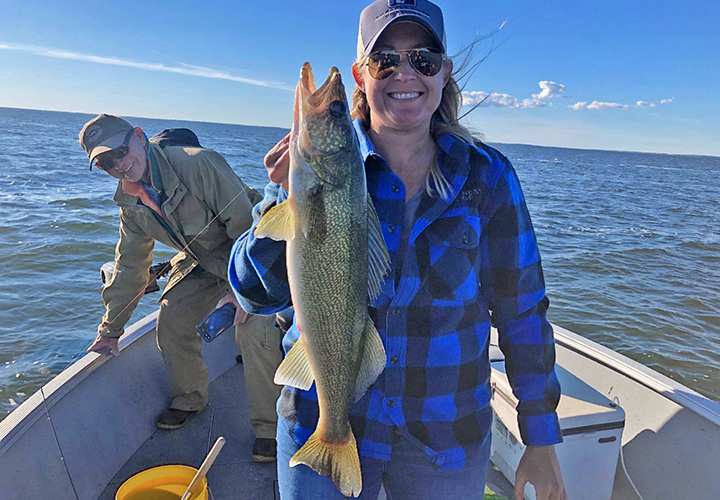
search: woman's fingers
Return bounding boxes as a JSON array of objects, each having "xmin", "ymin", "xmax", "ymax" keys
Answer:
[{"xmin": 264, "ymin": 133, "xmax": 291, "ymax": 189}]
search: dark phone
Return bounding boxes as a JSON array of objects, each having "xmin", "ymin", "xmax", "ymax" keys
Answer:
[{"xmin": 196, "ymin": 303, "xmax": 236, "ymax": 342}]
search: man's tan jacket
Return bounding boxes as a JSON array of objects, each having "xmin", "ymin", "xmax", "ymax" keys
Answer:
[{"xmin": 98, "ymin": 143, "xmax": 262, "ymax": 338}]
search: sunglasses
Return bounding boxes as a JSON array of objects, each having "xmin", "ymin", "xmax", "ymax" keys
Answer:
[
  {"xmin": 95, "ymin": 129, "xmax": 135, "ymax": 171},
  {"xmin": 366, "ymin": 47, "xmax": 444, "ymax": 80}
]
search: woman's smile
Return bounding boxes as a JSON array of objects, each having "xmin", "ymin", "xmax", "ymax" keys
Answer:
[{"xmin": 388, "ymin": 92, "xmax": 422, "ymax": 100}]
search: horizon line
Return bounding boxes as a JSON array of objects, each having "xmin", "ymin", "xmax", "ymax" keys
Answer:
[{"xmin": 1, "ymin": 104, "xmax": 718, "ymax": 160}]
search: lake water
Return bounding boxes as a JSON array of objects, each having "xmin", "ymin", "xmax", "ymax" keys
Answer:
[{"xmin": 1, "ymin": 106, "xmax": 718, "ymax": 421}]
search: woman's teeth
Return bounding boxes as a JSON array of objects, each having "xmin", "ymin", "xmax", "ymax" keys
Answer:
[{"xmin": 389, "ymin": 92, "xmax": 420, "ymax": 100}]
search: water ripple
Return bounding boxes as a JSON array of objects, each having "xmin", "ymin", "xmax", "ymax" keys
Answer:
[{"xmin": 0, "ymin": 107, "xmax": 718, "ymax": 420}]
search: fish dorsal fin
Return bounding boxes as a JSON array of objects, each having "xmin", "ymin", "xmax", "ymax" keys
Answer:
[
  {"xmin": 353, "ymin": 318, "xmax": 386, "ymax": 402},
  {"xmin": 274, "ymin": 335, "xmax": 315, "ymax": 390},
  {"xmin": 367, "ymin": 197, "xmax": 391, "ymax": 302},
  {"xmin": 254, "ymin": 200, "xmax": 296, "ymax": 242}
]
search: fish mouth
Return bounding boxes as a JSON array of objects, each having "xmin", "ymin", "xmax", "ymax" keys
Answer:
[{"xmin": 293, "ymin": 64, "xmax": 350, "ymax": 158}]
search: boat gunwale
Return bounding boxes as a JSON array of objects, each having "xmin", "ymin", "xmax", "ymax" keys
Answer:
[
  {"xmin": 0, "ymin": 311, "xmax": 159, "ymax": 456},
  {"xmin": 551, "ymin": 323, "xmax": 720, "ymax": 426}
]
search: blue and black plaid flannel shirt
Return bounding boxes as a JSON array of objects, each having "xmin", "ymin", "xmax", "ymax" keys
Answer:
[{"xmin": 229, "ymin": 119, "xmax": 562, "ymax": 470}]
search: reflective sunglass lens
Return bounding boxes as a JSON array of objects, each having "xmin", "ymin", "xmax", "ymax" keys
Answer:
[
  {"xmin": 410, "ymin": 50, "xmax": 442, "ymax": 77},
  {"xmin": 95, "ymin": 146, "xmax": 127, "ymax": 171},
  {"xmin": 368, "ymin": 52, "xmax": 401, "ymax": 80},
  {"xmin": 111, "ymin": 145, "xmax": 129, "ymax": 160},
  {"xmin": 96, "ymin": 155, "xmax": 112, "ymax": 171},
  {"xmin": 367, "ymin": 49, "xmax": 443, "ymax": 80}
]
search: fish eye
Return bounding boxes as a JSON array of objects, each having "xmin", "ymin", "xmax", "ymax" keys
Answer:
[{"xmin": 329, "ymin": 100, "xmax": 346, "ymax": 118}]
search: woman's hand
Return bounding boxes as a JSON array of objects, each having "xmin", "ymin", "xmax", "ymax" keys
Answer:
[
  {"xmin": 514, "ymin": 445, "xmax": 568, "ymax": 500},
  {"xmin": 264, "ymin": 133, "xmax": 291, "ymax": 190}
]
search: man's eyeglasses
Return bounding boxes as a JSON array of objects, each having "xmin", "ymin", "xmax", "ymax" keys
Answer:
[
  {"xmin": 366, "ymin": 48, "xmax": 444, "ymax": 80},
  {"xmin": 95, "ymin": 129, "xmax": 135, "ymax": 171}
]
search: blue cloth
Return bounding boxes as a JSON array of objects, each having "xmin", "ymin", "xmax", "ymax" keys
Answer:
[
  {"xmin": 276, "ymin": 415, "xmax": 491, "ymax": 499},
  {"xmin": 228, "ymin": 119, "xmax": 562, "ymax": 471},
  {"xmin": 139, "ymin": 180, "xmax": 160, "ymax": 207}
]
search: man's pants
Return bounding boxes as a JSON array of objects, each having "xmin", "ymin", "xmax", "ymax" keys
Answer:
[
  {"xmin": 156, "ymin": 269, "xmax": 283, "ymax": 438},
  {"xmin": 235, "ymin": 313, "xmax": 284, "ymax": 439}
]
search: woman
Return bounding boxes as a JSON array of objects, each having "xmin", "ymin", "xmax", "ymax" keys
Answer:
[{"xmin": 229, "ymin": 1, "xmax": 567, "ymax": 498}]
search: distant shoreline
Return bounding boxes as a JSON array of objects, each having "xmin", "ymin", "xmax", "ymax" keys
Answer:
[{"xmin": 3, "ymin": 105, "xmax": 718, "ymax": 160}]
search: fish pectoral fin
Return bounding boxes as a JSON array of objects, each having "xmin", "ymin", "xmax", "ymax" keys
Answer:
[
  {"xmin": 274, "ymin": 336, "xmax": 314, "ymax": 390},
  {"xmin": 367, "ymin": 197, "xmax": 392, "ymax": 302},
  {"xmin": 353, "ymin": 318, "xmax": 386, "ymax": 402},
  {"xmin": 290, "ymin": 428, "xmax": 362, "ymax": 498},
  {"xmin": 254, "ymin": 200, "xmax": 296, "ymax": 241}
]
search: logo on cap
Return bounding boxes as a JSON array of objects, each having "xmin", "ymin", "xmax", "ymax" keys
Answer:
[
  {"xmin": 389, "ymin": 0, "xmax": 416, "ymax": 6},
  {"xmin": 86, "ymin": 125, "xmax": 101, "ymax": 142}
]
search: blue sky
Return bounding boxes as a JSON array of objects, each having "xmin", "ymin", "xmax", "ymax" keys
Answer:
[{"xmin": 1, "ymin": 0, "xmax": 718, "ymax": 156}]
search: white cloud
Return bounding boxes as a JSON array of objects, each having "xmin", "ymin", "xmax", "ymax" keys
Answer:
[
  {"xmin": 0, "ymin": 41, "xmax": 291, "ymax": 90},
  {"xmin": 464, "ymin": 81, "xmax": 666, "ymax": 113},
  {"xmin": 572, "ymin": 98, "xmax": 673, "ymax": 110},
  {"xmin": 532, "ymin": 81, "xmax": 566, "ymax": 100},
  {"xmin": 587, "ymin": 101, "xmax": 629, "ymax": 110},
  {"xmin": 462, "ymin": 91, "xmax": 548, "ymax": 109},
  {"xmin": 567, "ymin": 100, "xmax": 631, "ymax": 110},
  {"xmin": 520, "ymin": 98, "xmax": 545, "ymax": 108},
  {"xmin": 463, "ymin": 91, "xmax": 512, "ymax": 108},
  {"xmin": 462, "ymin": 80, "xmax": 567, "ymax": 109}
]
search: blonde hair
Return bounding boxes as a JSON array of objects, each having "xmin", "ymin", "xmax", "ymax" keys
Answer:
[{"xmin": 351, "ymin": 55, "xmax": 483, "ymax": 201}]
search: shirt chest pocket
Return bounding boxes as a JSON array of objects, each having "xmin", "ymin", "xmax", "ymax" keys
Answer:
[
  {"xmin": 174, "ymin": 200, "xmax": 211, "ymax": 238},
  {"xmin": 422, "ymin": 214, "xmax": 481, "ymax": 300}
]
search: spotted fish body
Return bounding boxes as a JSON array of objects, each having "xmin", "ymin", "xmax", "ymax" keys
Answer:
[{"xmin": 254, "ymin": 64, "xmax": 390, "ymax": 497}]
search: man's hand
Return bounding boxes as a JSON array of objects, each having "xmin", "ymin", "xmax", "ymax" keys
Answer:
[
  {"xmin": 216, "ymin": 292, "xmax": 249, "ymax": 325},
  {"xmin": 264, "ymin": 133, "xmax": 290, "ymax": 190},
  {"xmin": 88, "ymin": 334, "xmax": 120, "ymax": 357},
  {"xmin": 514, "ymin": 445, "xmax": 567, "ymax": 500}
]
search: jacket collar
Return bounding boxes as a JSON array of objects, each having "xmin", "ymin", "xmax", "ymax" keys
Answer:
[{"xmin": 113, "ymin": 144, "xmax": 182, "ymax": 208}]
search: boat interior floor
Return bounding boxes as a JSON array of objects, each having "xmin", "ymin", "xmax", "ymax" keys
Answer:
[{"xmin": 98, "ymin": 362, "xmax": 514, "ymax": 500}]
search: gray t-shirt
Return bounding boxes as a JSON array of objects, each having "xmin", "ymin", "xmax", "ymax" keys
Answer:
[{"xmin": 395, "ymin": 187, "xmax": 424, "ymax": 285}]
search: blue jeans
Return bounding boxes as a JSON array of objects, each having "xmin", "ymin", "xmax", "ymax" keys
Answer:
[{"xmin": 276, "ymin": 418, "xmax": 491, "ymax": 499}]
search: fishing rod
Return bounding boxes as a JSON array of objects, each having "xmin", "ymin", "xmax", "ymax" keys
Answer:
[{"xmin": 95, "ymin": 182, "xmax": 257, "ymax": 339}]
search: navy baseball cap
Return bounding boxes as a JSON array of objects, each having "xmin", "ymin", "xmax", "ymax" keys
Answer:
[{"xmin": 357, "ymin": 0, "xmax": 446, "ymax": 59}]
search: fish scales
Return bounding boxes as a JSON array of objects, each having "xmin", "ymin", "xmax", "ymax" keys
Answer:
[{"xmin": 255, "ymin": 63, "xmax": 390, "ymax": 497}]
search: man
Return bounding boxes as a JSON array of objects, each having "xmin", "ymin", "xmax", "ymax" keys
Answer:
[{"xmin": 79, "ymin": 114, "xmax": 283, "ymax": 462}]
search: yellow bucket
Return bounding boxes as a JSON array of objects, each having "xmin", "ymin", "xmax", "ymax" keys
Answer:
[{"xmin": 115, "ymin": 465, "xmax": 209, "ymax": 500}]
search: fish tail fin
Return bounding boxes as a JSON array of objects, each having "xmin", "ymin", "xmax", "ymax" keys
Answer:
[{"xmin": 289, "ymin": 428, "xmax": 362, "ymax": 497}]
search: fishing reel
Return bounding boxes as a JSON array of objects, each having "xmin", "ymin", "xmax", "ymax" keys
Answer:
[{"xmin": 100, "ymin": 260, "xmax": 171, "ymax": 294}]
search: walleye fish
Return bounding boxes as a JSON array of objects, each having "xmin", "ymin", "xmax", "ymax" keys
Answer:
[{"xmin": 254, "ymin": 63, "xmax": 390, "ymax": 497}]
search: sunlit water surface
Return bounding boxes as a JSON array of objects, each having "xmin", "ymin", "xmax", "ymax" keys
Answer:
[{"xmin": 1, "ymin": 107, "xmax": 718, "ymax": 421}]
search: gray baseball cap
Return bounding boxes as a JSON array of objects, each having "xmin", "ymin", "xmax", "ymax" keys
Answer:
[
  {"xmin": 79, "ymin": 114, "xmax": 134, "ymax": 170},
  {"xmin": 357, "ymin": 0, "xmax": 446, "ymax": 60}
]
